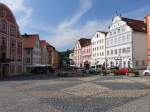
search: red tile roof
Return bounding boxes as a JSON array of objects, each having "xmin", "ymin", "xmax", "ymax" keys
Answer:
[
  {"xmin": 121, "ymin": 17, "xmax": 147, "ymax": 33},
  {"xmin": 22, "ymin": 34, "xmax": 40, "ymax": 49},
  {"xmin": 79, "ymin": 38, "xmax": 91, "ymax": 48}
]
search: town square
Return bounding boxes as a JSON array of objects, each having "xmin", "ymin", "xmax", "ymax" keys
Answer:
[{"xmin": 1, "ymin": 0, "xmax": 150, "ymax": 111}]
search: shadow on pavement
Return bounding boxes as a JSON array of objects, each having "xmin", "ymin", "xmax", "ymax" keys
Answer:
[{"xmin": 0, "ymin": 74, "xmax": 58, "ymax": 82}]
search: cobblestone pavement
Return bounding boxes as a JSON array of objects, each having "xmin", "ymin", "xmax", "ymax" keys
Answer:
[{"xmin": 0, "ymin": 75, "xmax": 150, "ymax": 112}]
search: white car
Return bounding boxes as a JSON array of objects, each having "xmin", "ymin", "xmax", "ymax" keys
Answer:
[{"xmin": 143, "ymin": 67, "xmax": 150, "ymax": 76}]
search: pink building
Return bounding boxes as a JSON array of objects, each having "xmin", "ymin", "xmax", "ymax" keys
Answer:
[
  {"xmin": 81, "ymin": 39, "xmax": 91, "ymax": 68},
  {"xmin": 73, "ymin": 38, "xmax": 91, "ymax": 68}
]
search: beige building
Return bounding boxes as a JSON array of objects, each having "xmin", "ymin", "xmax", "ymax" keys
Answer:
[
  {"xmin": 0, "ymin": 3, "xmax": 23, "ymax": 78},
  {"xmin": 46, "ymin": 43, "xmax": 61, "ymax": 69},
  {"xmin": 40, "ymin": 40, "xmax": 49, "ymax": 65}
]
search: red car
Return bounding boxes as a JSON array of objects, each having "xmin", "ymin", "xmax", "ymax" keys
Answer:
[{"xmin": 113, "ymin": 68, "xmax": 129, "ymax": 75}]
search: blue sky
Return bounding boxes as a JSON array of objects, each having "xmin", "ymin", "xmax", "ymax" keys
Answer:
[{"xmin": 0, "ymin": 0, "xmax": 150, "ymax": 51}]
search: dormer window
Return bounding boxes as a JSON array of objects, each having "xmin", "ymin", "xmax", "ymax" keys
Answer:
[
  {"xmin": 97, "ymin": 34, "xmax": 99, "ymax": 38},
  {"xmin": 117, "ymin": 28, "xmax": 121, "ymax": 33}
]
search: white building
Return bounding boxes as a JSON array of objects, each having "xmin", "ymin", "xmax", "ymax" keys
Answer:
[
  {"xmin": 69, "ymin": 51, "xmax": 74, "ymax": 65},
  {"xmin": 91, "ymin": 31, "xmax": 107, "ymax": 68},
  {"xmin": 106, "ymin": 16, "xmax": 147, "ymax": 69}
]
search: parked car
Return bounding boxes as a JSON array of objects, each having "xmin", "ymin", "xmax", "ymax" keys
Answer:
[
  {"xmin": 143, "ymin": 67, "xmax": 150, "ymax": 76},
  {"xmin": 113, "ymin": 68, "xmax": 129, "ymax": 75}
]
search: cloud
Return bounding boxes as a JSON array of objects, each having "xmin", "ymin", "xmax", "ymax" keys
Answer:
[
  {"xmin": 0, "ymin": 0, "xmax": 32, "ymax": 28},
  {"xmin": 124, "ymin": 5, "xmax": 150, "ymax": 19},
  {"xmin": 49, "ymin": 19, "xmax": 110, "ymax": 50},
  {"xmin": 48, "ymin": 0, "xmax": 109, "ymax": 50}
]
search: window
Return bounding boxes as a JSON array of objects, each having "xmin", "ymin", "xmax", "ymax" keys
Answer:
[
  {"xmin": 127, "ymin": 34, "xmax": 131, "ymax": 41},
  {"xmin": 111, "ymin": 39, "xmax": 113, "ymax": 45},
  {"xmin": 26, "ymin": 58, "xmax": 30, "ymax": 63},
  {"xmin": 0, "ymin": 10, "xmax": 5, "ymax": 17},
  {"xmin": 115, "ymin": 49, "xmax": 117, "ymax": 54},
  {"xmin": 127, "ymin": 47, "xmax": 131, "ymax": 53},
  {"xmin": 122, "ymin": 48, "xmax": 126, "ymax": 53},
  {"xmin": 97, "ymin": 34, "xmax": 99, "ymax": 38},
  {"xmin": 107, "ymin": 50, "xmax": 109, "ymax": 55},
  {"xmin": 118, "ymin": 37, "xmax": 121, "ymax": 43},
  {"xmin": 135, "ymin": 60, "xmax": 139, "ymax": 66},
  {"xmin": 114, "ymin": 38, "xmax": 117, "ymax": 44},
  {"xmin": 117, "ymin": 28, "xmax": 121, "ymax": 33},
  {"xmin": 0, "ymin": 20, "xmax": 7, "ymax": 33},
  {"xmin": 123, "ymin": 61, "xmax": 126, "ymax": 67},
  {"xmin": 110, "ymin": 32, "xmax": 112, "ymax": 36},
  {"xmin": 111, "ymin": 50, "xmax": 113, "ymax": 55},
  {"xmin": 10, "ymin": 26, "xmax": 16, "ymax": 35},
  {"xmin": 119, "ymin": 49, "xmax": 121, "ymax": 54},
  {"xmin": 142, "ymin": 60, "xmax": 145, "ymax": 66},
  {"xmin": 107, "ymin": 40, "xmax": 109, "ymax": 46}
]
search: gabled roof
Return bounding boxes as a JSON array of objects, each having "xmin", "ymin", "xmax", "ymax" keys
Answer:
[
  {"xmin": 46, "ymin": 43, "xmax": 55, "ymax": 49},
  {"xmin": 22, "ymin": 34, "xmax": 40, "ymax": 49},
  {"xmin": 78, "ymin": 38, "xmax": 91, "ymax": 48},
  {"xmin": 40, "ymin": 40, "xmax": 47, "ymax": 48},
  {"xmin": 97, "ymin": 31, "xmax": 108, "ymax": 35},
  {"xmin": 121, "ymin": 17, "xmax": 147, "ymax": 33}
]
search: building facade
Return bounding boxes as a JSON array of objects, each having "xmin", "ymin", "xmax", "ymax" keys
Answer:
[
  {"xmin": 91, "ymin": 31, "xmax": 107, "ymax": 68},
  {"xmin": 40, "ymin": 40, "xmax": 48, "ymax": 65},
  {"xmin": 46, "ymin": 43, "xmax": 61, "ymax": 69},
  {"xmin": 106, "ymin": 16, "xmax": 147, "ymax": 69},
  {"xmin": 0, "ymin": 3, "xmax": 23, "ymax": 78},
  {"xmin": 69, "ymin": 51, "xmax": 74, "ymax": 65},
  {"xmin": 22, "ymin": 34, "xmax": 41, "ymax": 72},
  {"xmin": 73, "ymin": 38, "xmax": 91, "ymax": 68},
  {"xmin": 81, "ymin": 39, "xmax": 91, "ymax": 68},
  {"xmin": 145, "ymin": 14, "xmax": 150, "ymax": 67}
]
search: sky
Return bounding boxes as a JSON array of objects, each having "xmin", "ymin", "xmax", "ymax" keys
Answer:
[{"xmin": 0, "ymin": 0, "xmax": 150, "ymax": 51}]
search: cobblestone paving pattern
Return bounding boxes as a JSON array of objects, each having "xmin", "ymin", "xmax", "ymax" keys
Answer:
[{"xmin": 0, "ymin": 75, "xmax": 150, "ymax": 112}]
